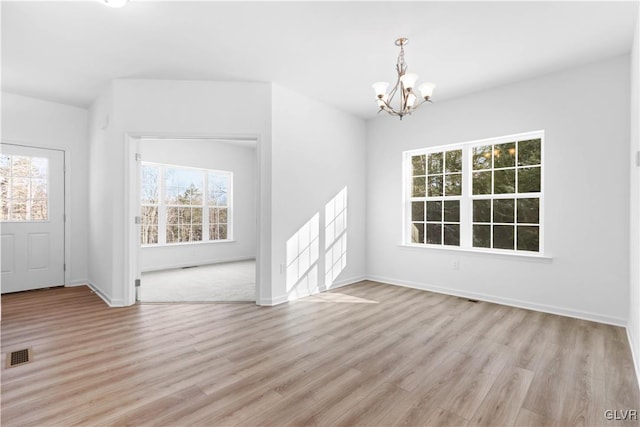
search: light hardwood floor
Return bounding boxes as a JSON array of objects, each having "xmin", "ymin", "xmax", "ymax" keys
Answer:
[{"xmin": 1, "ymin": 281, "xmax": 638, "ymax": 426}]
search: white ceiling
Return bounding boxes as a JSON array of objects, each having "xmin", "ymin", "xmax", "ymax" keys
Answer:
[{"xmin": 2, "ymin": 1, "xmax": 638, "ymax": 119}]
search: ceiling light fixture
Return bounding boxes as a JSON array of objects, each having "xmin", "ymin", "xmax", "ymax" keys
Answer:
[
  {"xmin": 101, "ymin": 0, "xmax": 129, "ymax": 8},
  {"xmin": 372, "ymin": 38, "xmax": 435, "ymax": 120}
]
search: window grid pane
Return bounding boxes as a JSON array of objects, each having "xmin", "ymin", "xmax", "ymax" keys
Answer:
[
  {"xmin": 209, "ymin": 207, "xmax": 229, "ymax": 241},
  {"xmin": 0, "ymin": 154, "xmax": 49, "ymax": 222}
]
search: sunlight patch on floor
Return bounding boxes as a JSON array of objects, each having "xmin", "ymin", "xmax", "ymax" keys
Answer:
[{"xmin": 301, "ymin": 292, "xmax": 378, "ymax": 304}]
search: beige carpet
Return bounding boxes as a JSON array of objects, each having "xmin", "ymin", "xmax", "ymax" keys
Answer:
[{"xmin": 139, "ymin": 259, "xmax": 255, "ymax": 302}]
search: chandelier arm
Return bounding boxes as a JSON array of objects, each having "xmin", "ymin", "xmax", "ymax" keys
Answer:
[
  {"xmin": 403, "ymin": 84, "xmax": 415, "ymax": 114},
  {"xmin": 378, "ymin": 98, "xmax": 398, "ymax": 115},
  {"xmin": 387, "ymin": 75, "xmax": 401, "ymax": 106},
  {"xmin": 413, "ymin": 98, "xmax": 433, "ymax": 110},
  {"xmin": 378, "ymin": 101, "xmax": 399, "ymax": 116}
]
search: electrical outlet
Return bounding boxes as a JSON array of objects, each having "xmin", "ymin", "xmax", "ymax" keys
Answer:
[{"xmin": 452, "ymin": 260, "xmax": 460, "ymax": 270}]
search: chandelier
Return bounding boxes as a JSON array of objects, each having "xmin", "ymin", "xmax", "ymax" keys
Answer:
[{"xmin": 372, "ymin": 38, "xmax": 435, "ymax": 120}]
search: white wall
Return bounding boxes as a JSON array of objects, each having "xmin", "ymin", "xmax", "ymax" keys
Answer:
[
  {"xmin": 366, "ymin": 56, "xmax": 631, "ymax": 325},
  {"xmin": 88, "ymin": 79, "xmax": 272, "ymax": 306},
  {"xmin": 139, "ymin": 138, "xmax": 257, "ymax": 271},
  {"xmin": 2, "ymin": 92, "xmax": 89, "ymax": 286},
  {"xmin": 271, "ymin": 84, "xmax": 367, "ymax": 303},
  {"xmin": 88, "ymin": 84, "xmax": 117, "ymax": 302},
  {"xmin": 628, "ymin": 13, "xmax": 640, "ymax": 376}
]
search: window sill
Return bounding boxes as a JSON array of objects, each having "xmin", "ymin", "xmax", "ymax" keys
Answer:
[
  {"xmin": 142, "ymin": 240, "xmax": 236, "ymax": 248},
  {"xmin": 398, "ymin": 243, "xmax": 552, "ymax": 262}
]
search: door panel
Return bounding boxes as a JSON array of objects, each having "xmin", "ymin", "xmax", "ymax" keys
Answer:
[{"xmin": 1, "ymin": 144, "xmax": 64, "ymax": 293}]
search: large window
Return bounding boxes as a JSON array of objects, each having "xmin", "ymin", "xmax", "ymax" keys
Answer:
[
  {"xmin": 141, "ymin": 162, "xmax": 232, "ymax": 246},
  {"xmin": 405, "ymin": 131, "xmax": 543, "ymax": 254}
]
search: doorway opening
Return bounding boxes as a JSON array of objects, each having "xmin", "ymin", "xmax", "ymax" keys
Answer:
[
  {"xmin": 131, "ymin": 137, "xmax": 258, "ymax": 303},
  {"xmin": 1, "ymin": 143, "xmax": 66, "ymax": 293}
]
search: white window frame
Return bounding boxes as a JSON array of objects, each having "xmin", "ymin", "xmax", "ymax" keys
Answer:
[
  {"xmin": 403, "ymin": 130, "xmax": 545, "ymax": 256},
  {"xmin": 141, "ymin": 161, "xmax": 233, "ymax": 247}
]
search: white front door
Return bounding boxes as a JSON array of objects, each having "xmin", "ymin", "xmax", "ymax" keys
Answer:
[{"xmin": 1, "ymin": 144, "xmax": 65, "ymax": 293}]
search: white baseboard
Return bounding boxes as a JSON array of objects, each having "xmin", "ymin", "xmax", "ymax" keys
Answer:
[
  {"xmin": 262, "ymin": 275, "xmax": 367, "ymax": 306},
  {"xmin": 327, "ymin": 275, "xmax": 366, "ymax": 291},
  {"xmin": 86, "ymin": 281, "xmax": 124, "ymax": 307},
  {"xmin": 258, "ymin": 294, "xmax": 289, "ymax": 306},
  {"xmin": 366, "ymin": 275, "xmax": 627, "ymax": 327},
  {"xmin": 627, "ymin": 326, "xmax": 640, "ymax": 393},
  {"xmin": 141, "ymin": 256, "xmax": 256, "ymax": 273},
  {"xmin": 66, "ymin": 280, "xmax": 89, "ymax": 287}
]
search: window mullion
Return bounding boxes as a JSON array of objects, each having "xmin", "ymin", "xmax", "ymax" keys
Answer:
[
  {"xmin": 460, "ymin": 145, "xmax": 472, "ymax": 249},
  {"xmin": 227, "ymin": 172, "xmax": 233, "ymax": 240},
  {"xmin": 158, "ymin": 166, "xmax": 167, "ymax": 245},
  {"xmin": 404, "ymin": 152, "xmax": 412, "ymax": 245},
  {"xmin": 203, "ymin": 171, "xmax": 210, "ymax": 241}
]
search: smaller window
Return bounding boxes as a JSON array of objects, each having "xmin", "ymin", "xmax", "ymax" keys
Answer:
[{"xmin": 0, "ymin": 154, "xmax": 49, "ymax": 222}]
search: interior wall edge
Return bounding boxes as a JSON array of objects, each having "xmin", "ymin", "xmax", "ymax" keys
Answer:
[
  {"xmin": 627, "ymin": 326, "xmax": 640, "ymax": 392},
  {"xmin": 86, "ymin": 281, "xmax": 123, "ymax": 307}
]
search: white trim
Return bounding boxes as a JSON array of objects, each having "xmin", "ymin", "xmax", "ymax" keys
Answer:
[
  {"xmin": 124, "ymin": 136, "xmax": 140, "ymax": 306},
  {"xmin": 327, "ymin": 275, "xmax": 367, "ymax": 290},
  {"xmin": 627, "ymin": 327, "xmax": 640, "ymax": 393},
  {"xmin": 124, "ymin": 132, "xmax": 263, "ymax": 307},
  {"xmin": 86, "ymin": 281, "xmax": 125, "ymax": 307},
  {"xmin": 367, "ymin": 275, "xmax": 626, "ymax": 327},
  {"xmin": 258, "ymin": 295, "xmax": 289, "ymax": 306},
  {"xmin": 264, "ymin": 275, "xmax": 367, "ymax": 306},
  {"xmin": 66, "ymin": 280, "xmax": 90, "ymax": 287},
  {"xmin": 141, "ymin": 239, "xmax": 236, "ymax": 248},
  {"xmin": 404, "ymin": 130, "xmax": 546, "ymax": 155},
  {"xmin": 398, "ymin": 243, "xmax": 553, "ymax": 261},
  {"xmin": 140, "ymin": 256, "xmax": 256, "ymax": 273}
]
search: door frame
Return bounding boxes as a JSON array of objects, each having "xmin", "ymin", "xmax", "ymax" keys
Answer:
[
  {"xmin": 123, "ymin": 132, "xmax": 263, "ymax": 306},
  {"xmin": 0, "ymin": 141, "xmax": 68, "ymax": 287}
]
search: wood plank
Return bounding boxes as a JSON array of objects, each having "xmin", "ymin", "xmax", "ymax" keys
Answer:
[{"xmin": 468, "ymin": 366, "xmax": 534, "ymax": 426}]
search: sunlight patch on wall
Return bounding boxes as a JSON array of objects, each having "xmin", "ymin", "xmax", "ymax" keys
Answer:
[
  {"xmin": 286, "ymin": 213, "xmax": 320, "ymax": 295},
  {"xmin": 325, "ymin": 187, "xmax": 347, "ymax": 286}
]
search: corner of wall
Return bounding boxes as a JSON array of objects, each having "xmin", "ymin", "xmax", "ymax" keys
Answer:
[
  {"xmin": 627, "ymin": 8, "xmax": 640, "ymax": 385},
  {"xmin": 86, "ymin": 281, "xmax": 123, "ymax": 307}
]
